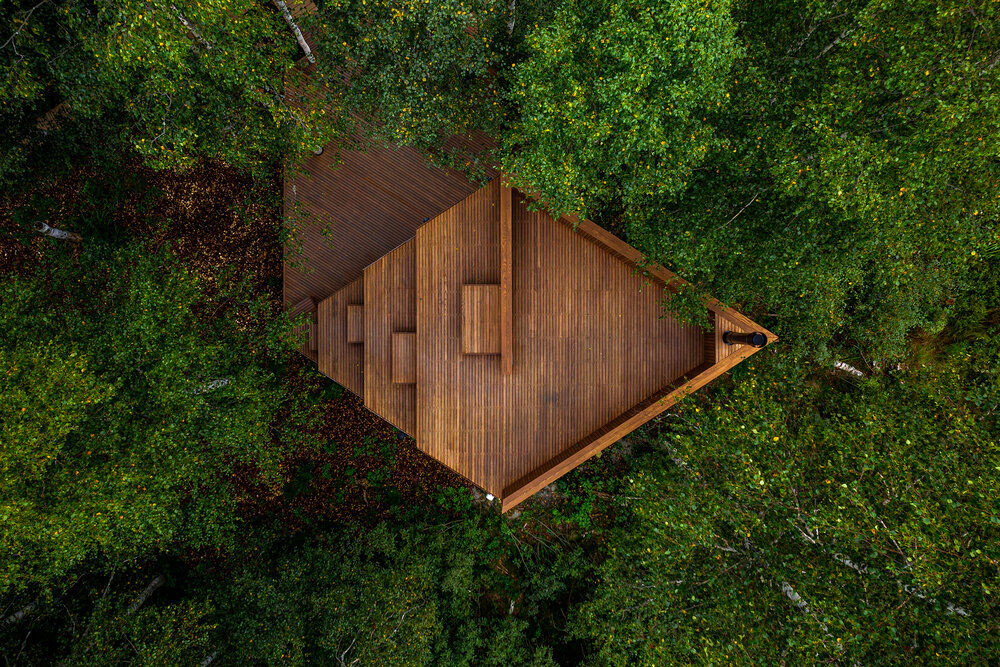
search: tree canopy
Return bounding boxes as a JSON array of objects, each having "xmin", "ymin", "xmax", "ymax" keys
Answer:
[
  {"xmin": 0, "ymin": 245, "xmax": 292, "ymax": 593},
  {"xmin": 2, "ymin": 0, "xmax": 999, "ymax": 663},
  {"xmin": 503, "ymin": 0, "xmax": 742, "ymax": 217},
  {"xmin": 574, "ymin": 340, "xmax": 1000, "ymax": 663},
  {"xmin": 1, "ymin": 0, "xmax": 338, "ymax": 184}
]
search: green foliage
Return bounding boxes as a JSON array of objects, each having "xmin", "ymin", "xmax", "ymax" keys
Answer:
[
  {"xmin": 493, "ymin": 0, "xmax": 1000, "ymax": 360},
  {"xmin": 503, "ymin": 0, "xmax": 741, "ymax": 217},
  {"xmin": 0, "ymin": 244, "xmax": 291, "ymax": 593},
  {"xmin": 215, "ymin": 515, "xmax": 558, "ymax": 666},
  {"xmin": 0, "ymin": 343, "xmax": 113, "ymax": 485},
  {"xmin": 74, "ymin": 585, "xmax": 215, "ymax": 665},
  {"xmin": 574, "ymin": 341, "xmax": 999, "ymax": 663},
  {"xmin": 3, "ymin": 1, "xmax": 999, "ymax": 662},
  {"xmin": 312, "ymin": 0, "xmax": 512, "ymax": 175},
  {"xmin": 1, "ymin": 0, "xmax": 340, "ymax": 184},
  {"xmin": 616, "ymin": 0, "xmax": 999, "ymax": 360}
]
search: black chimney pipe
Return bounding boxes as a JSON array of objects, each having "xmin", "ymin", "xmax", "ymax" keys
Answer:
[{"xmin": 722, "ymin": 331, "xmax": 768, "ymax": 348}]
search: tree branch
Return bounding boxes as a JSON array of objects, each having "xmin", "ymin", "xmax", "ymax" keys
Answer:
[
  {"xmin": 274, "ymin": 1, "xmax": 316, "ymax": 63},
  {"xmin": 171, "ymin": 4, "xmax": 212, "ymax": 50}
]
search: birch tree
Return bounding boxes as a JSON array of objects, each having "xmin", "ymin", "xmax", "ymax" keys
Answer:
[
  {"xmin": 1, "ymin": 0, "xmax": 341, "ymax": 182},
  {"xmin": 574, "ymin": 348, "xmax": 1000, "ymax": 663}
]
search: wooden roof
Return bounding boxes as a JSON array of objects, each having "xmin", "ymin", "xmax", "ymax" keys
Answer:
[
  {"xmin": 283, "ymin": 142, "xmax": 487, "ymax": 328},
  {"xmin": 284, "ymin": 157, "xmax": 776, "ymax": 511}
]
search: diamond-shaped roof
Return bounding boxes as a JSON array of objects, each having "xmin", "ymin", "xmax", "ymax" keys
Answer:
[
  {"xmin": 292, "ymin": 161, "xmax": 776, "ymax": 512},
  {"xmin": 411, "ymin": 179, "xmax": 775, "ymax": 509}
]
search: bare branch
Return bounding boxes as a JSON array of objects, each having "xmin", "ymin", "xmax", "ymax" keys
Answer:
[
  {"xmin": 2, "ymin": 0, "xmax": 49, "ymax": 51},
  {"xmin": 720, "ymin": 191, "xmax": 760, "ymax": 228},
  {"xmin": 816, "ymin": 26, "xmax": 857, "ymax": 59}
]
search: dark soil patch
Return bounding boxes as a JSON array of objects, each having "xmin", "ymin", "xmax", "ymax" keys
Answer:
[
  {"xmin": 121, "ymin": 162, "xmax": 282, "ymax": 304},
  {"xmin": 238, "ymin": 366, "xmax": 473, "ymax": 531},
  {"xmin": 0, "ymin": 159, "xmax": 281, "ymax": 305}
]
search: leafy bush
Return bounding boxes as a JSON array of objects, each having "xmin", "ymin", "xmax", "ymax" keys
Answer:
[{"xmin": 0, "ymin": 244, "xmax": 293, "ymax": 593}]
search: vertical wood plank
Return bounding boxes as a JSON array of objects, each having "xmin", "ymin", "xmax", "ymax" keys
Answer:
[
  {"xmin": 364, "ymin": 240, "xmax": 416, "ymax": 434},
  {"xmin": 500, "ymin": 178, "xmax": 514, "ymax": 374},
  {"xmin": 461, "ymin": 284, "xmax": 501, "ymax": 354},
  {"xmin": 391, "ymin": 332, "xmax": 417, "ymax": 384},
  {"xmin": 347, "ymin": 304, "xmax": 364, "ymax": 343}
]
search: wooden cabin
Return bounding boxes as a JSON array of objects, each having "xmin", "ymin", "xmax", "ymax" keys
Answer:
[{"xmin": 284, "ymin": 145, "xmax": 775, "ymax": 512}]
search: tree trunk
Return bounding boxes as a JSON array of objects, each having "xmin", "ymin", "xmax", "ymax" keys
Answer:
[
  {"xmin": 171, "ymin": 4, "xmax": 212, "ymax": 50},
  {"xmin": 4, "ymin": 601, "xmax": 37, "ymax": 626},
  {"xmin": 781, "ymin": 581, "xmax": 810, "ymax": 613},
  {"xmin": 833, "ymin": 361, "xmax": 864, "ymax": 377},
  {"xmin": 127, "ymin": 575, "xmax": 165, "ymax": 616},
  {"xmin": 34, "ymin": 221, "xmax": 81, "ymax": 242},
  {"xmin": 274, "ymin": 1, "xmax": 316, "ymax": 63},
  {"xmin": 191, "ymin": 378, "xmax": 229, "ymax": 395}
]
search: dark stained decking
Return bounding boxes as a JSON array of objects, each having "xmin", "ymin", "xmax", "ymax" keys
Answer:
[
  {"xmin": 282, "ymin": 141, "xmax": 487, "ymax": 331},
  {"xmin": 364, "ymin": 239, "xmax": 417, "ymax": 436}
]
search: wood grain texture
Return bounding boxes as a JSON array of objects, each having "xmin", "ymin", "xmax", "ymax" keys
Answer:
[
  {"xmin": 461, "ymin": 284, "xmax": 501, "ymax": 355},
  {"xmin": 291, "ymin": 153, "xmax": 776, "ymax": 510},
  {"xmin": 417, "ymin": 181, "xmax": 503, "ymax": 492},
  {"xmin": 347, "ymin": 304, "xmax": 364, "ymax": 343},
  {"xmin": 501, "ymin": 362, "xmax": 710, "ymax": 510},
  {"xmin": 282, "ymin": 132, "xmax": 491, "ymax": 311},
  {"xmin": 499, "ymin": 318, "xmax": 772, "ymax": 508},
  {"xmin": 392, "ymin": 333, "xmax": 417, "ymax": 385},
  {"xmin": 501, "ymin": 312, "xmax": 772, "ymax": 511},
  {"xmin": 364, "ymin": 241, "xmax": 417, "ymax": 435},
  {"xmin": 417, "ymin": 184, "xmax": 705, "ymax": 497},
  {"xmin": 499, "ymin": 181, "xmax": 513, "ymax": 374},
  {"xmin": 316, "ymin": 278, "xmax": 364, "ymax": 396}
]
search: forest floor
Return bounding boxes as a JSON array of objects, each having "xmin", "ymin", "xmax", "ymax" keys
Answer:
[
  {"xmin": 240, "ymin": 376, "xmax": 473, "ymax": 530},
  {"xmin": 0, "ymin": 158, "xmax": 471, "ymax": 529}
]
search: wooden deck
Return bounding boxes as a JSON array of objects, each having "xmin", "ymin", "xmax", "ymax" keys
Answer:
[
  {"xmin": 364, "ymin": 240, "xmax": 417, "ymax": 436},
  {"xmin": 284, "ymin": 152, "xmax": 776, "ymax": 510},
  {"xmin": 317, "ymin": 277, "xmax": 364, "ymax": 395},
  {"xmin": 283, "ymin": 142, "xmax": 488, "ymax": 352},
  {"xmin": 415, "ymin": 183, "xmax": 708, "ymax": 497}
]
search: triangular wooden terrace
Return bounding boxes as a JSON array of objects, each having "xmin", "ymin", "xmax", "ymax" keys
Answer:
[{"xmin": 283, "ymin": 144, "xmax": 776, "ymax": 512}]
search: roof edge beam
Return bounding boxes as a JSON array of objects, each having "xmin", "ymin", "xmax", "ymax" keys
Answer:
[{"xmin": 499, "ymin": 338, "xmax": 772, "ymax": 512}]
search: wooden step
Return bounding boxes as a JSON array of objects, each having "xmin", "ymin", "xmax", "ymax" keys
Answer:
[
  {"xmin": 461, "ymin": 284, "xmax": 501, "ymax": 355},
  {"xmin": 363, "ymin": 239, "xmax": 417, "ymax": 435},
  {"xmin": 316, "ymin": 277, "xmax": 364, "ymax": 396}
]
